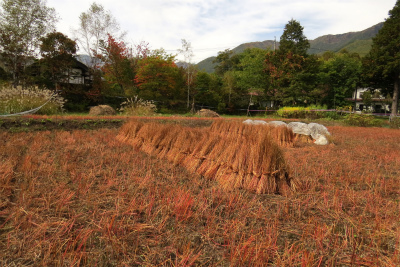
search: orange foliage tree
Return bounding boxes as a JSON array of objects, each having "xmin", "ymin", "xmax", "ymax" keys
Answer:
[{"xmin": 135, "ymin": 51, "xmax": 185, "ymax": 108}]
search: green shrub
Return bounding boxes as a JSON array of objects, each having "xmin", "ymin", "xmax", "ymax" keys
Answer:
[
  {"xmin": 217, "ymin": 102, "xmax": 226, "ymax": 114},
  {"xmin": 389, "ymin": 117, "xmax": 400, "ymax": 129},
  {"xmin": 0, "ymin": 86, "xmax": 65, "ymax": 115},
  {"xmin": 276, "ymin": 105, "xmax": 328, "ymax": 119},
  {"xmin": 119, "ymin": 96, "xmax": 157, "ymax": 116},
  {"xmin": 344, "ymin": 114, "xmax": 383, "ymax": 127},
  {"xmin": 324, "ymin": 111, "xmax": 342, "ymax": 120},
  {"xmin": 158, "ymin": 107, "xmax": 174, "ymax": 115}
]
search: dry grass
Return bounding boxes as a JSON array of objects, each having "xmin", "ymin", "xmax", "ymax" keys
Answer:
[
  {"xmin": 209, "ymin": 120, "xmax": 295, "ymax": 147},
  {"xmin": 117, "ymin": 120, "xmax": 296, "ymax": 194},
  {"xmin": 1, "ymin": 120, "xmax": 400, "ymax": 266},
  {"xmin": 0, "ymin": 86, "xmax": 65, "ymax": 115},
  {"xmin": 119, "ymin": 96, "xmax": 157, "ymax": 116}
]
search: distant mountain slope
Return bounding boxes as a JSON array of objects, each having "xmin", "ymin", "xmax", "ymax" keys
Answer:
[
  {"xmin": 308, "ymin": 22, "xmax": 383, "ymax": 55},
  {"xmin": 196, "ymin": 22, "xmax": 383, "ymax": 73},
  {"xmin": 196, "ymin": 56, "xmax": 217, "ymax": 73},
  {"xmin": 197, "ymin": 41, "xmax": 277, "ymax": 73},
  {"xmin": 339, "ymin": 39, "xmax": 373, "ymax": 56},
  {"xmin": 232, "ymin": 40, "xmax": 277, "ymax": 54}
]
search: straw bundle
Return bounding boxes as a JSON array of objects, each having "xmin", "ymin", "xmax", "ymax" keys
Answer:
[
  {"xmin": 209, "ymin": 120, "xmax": 295, "ymax": 147},
  {"xmin": 117, "ymin": 120, "xmax": 297, "ymax": 194}
]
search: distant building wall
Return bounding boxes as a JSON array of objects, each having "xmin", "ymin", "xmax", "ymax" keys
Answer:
[{"xmin": 350, "ymin": 88, "xmax": 390, "ymax": 113}]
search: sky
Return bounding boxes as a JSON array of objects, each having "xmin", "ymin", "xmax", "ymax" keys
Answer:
[{"xmin": 46, "ymin": 0, "xmax": 397, "ymax": 63}]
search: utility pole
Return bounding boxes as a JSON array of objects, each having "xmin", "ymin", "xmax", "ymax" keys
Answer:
[
  {"xmin": 274, "ymin": 36, "xmax": 276, "ymax": 51},
  {"xmin": 178, "ymin": 39, "xmax": 194, "ymax": 110},
  {"xmin": 354, "ymin": 88, "xmax": 357, "ymax": 113}
]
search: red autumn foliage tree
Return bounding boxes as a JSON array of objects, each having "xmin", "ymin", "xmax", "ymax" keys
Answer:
[{"xmin": 97, "ymin": 34, "xmax": 136, "ymax": 96}]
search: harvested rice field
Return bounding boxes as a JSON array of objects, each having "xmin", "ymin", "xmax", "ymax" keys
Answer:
[{"xmin": 0, "ymin": 117, "xmax": 399, "ymax": 266}]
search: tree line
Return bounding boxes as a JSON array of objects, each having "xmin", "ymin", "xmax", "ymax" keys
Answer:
[{"xmin": 0, "ymin": 0, "xmax": 399, "ymax": 117}]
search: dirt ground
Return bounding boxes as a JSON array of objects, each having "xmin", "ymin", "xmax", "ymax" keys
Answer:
[{"xmin": 0, "ymin": 116, "xmax": 214, "ymax": 132}]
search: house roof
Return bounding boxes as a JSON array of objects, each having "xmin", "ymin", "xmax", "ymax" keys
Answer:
[
  {"xmin": 346, "ymin": 98, "xmax": 389, "ymax": 102},
  {"xmin": 72, "ymin": 59, "xmax": 89, "ymax": 72}
]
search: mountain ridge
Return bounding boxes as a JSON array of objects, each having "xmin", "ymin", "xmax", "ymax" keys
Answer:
[{"xmin": 197, "ymin": 22, "xmax": 383, "ymax": 73}]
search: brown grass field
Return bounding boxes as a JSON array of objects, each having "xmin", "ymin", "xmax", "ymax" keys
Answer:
[{"xmin": 0, "ymin": 117, "xmax": 400, "ymax": 266}]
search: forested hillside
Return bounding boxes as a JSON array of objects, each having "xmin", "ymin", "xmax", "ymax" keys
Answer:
[{"xmin": 197, "ymin": 22, "xmax": 383, "ymax": 73}]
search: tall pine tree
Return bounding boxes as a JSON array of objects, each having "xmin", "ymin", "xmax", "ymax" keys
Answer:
[
  {"xmin": 279, "ymin": 19, "xmax": 310, "ymax": 56},
  {"xmin": 265, "ymin": 19, "xmax": 318, "ymax": 106},
  {"xmin": 364, "ymin": 0, "xmax": 400, "ymax": 118}
]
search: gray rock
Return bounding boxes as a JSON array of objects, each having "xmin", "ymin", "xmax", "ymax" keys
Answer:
[
  {"xmin": 313, "ymin": 134, "xmax": 329, "ymax": 145},
  {"xmin": 288, "ymin": 122, "xmax": 311, "ymax": 135},
  {"xmin": 308, "ymin": 123, "xmax": 331, "ymax": 140},
  {"xmin": 243, "ymin": 120, "xmax": 331, "ymax": 145}
]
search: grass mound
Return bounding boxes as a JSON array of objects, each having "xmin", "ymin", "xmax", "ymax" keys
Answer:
[{"xmin": 117, "ymin": 120, "xmax": 297, "ymax": 194}]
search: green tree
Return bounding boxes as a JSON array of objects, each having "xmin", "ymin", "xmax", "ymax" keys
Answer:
[
  {"xmin": 223, "ymin": 71, "xmax": 236, "ymax": 107},
  {"xmin": 193, "ymin": 71, "xmax": 222, "ymax": 109},
  {"xmin": 234, "ymin": 48, "xmax": 269, "ymax": 108},
  {"xmin": 265, "ymin": 51, "xmax": 320, "ymax": 106},
  {"xmin": 264, "ymin": 19, "xmax": 319, "ymax": 106},
  {"xmin": 39, "ymin": 32, "xmax": 77, "ymax": 89},
  {"xmin": 235, "ymin": 48, "xmax": 267, "ymax": 91},
  {"xmin": 0, "ymin": 0, "xmax": 57, "ymax": 86},
  {"xmin": 0, "ymin": 64, "xmax": 10, "ymax": 84},
  {"xmin": 361, "ymin": 90, "xmax": 373, "ymax": 111},
  {"xmin": 319, "ymin": 51, "xmax": 362, "ymax": 108},
  {"xmin": 213, "ymin": 49, "xmax": 240, "ymax": 76},
  {"xmin": 363, "ymin": 0, "xmax": 400, "ymax": 118},
  {"xmin": 279, "ymin": 19, "xmax": 310, "ymax": 56}
]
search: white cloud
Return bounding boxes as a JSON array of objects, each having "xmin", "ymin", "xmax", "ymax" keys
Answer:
[{"xmin": 47, "ymin": 0, "xmax": 397, "ymax": 63}]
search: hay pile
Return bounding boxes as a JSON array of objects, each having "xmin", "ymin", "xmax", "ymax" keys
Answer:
[
  {"xmin": 210, "ymin": 120, "xmax": 295, "ymax": 147},
  {"xmin": 89, "ymin": 105, "xmax": 116, "ymax": 116},
  {"xmin": 117, "ymin": 120, "xmax": 297, "ymax": 194},
  {"xmin": 196, "ymin": 109, "xmax": 220, "ymax": 117}
]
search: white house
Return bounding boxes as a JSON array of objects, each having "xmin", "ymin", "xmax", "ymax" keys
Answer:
[{"xmin": 349, "ymin": 88, "xmax": 391, "ymax": 113}]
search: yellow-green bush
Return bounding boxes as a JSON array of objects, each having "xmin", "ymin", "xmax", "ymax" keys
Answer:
[
  {"xmin": 276, "ymin": 105, "xmax": 328, "ymax": 119},
  {"xmin": 0, "ymin": 86, "xmax": 65, "ymax": 115},
  {"xmin": 344, "ymin": 114, "xmax": 383, "ymax": 127}
]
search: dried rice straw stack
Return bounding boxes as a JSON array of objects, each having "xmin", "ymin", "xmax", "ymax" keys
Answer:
[
  {"xmin": 210, "ymin": 120, "xmax": 295, "ymax": 147},
  {"xmin": 117, "ymin": 119, "xmax": 297, "ymax": 194}
]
